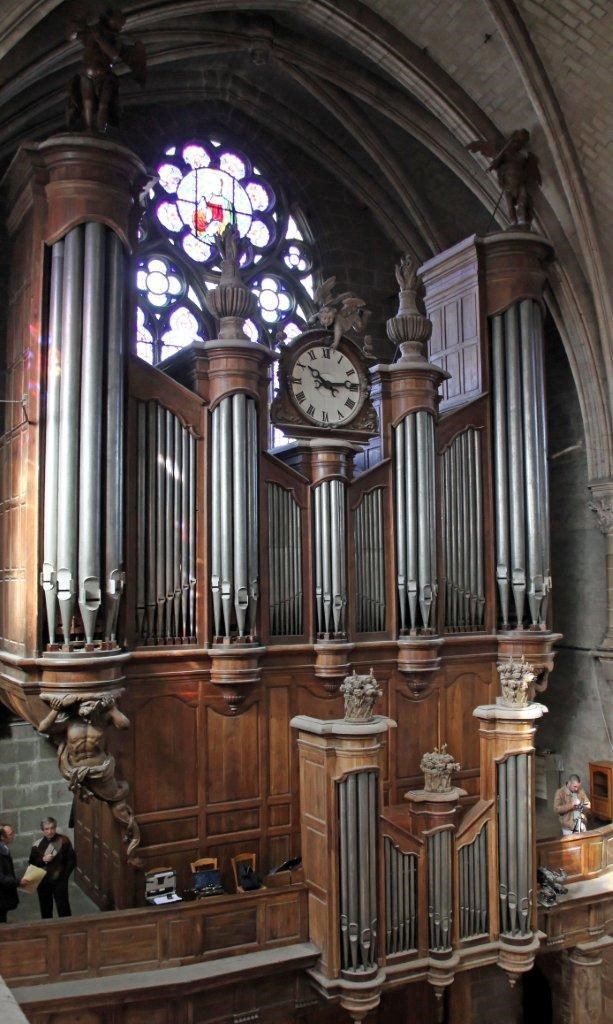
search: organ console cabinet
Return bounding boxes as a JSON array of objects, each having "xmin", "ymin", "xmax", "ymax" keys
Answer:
[
  {"xmin": 0, "ymin": 133, "xmax": 563, "ymax": 1016},
  {"xmin": 589, "ymin": 760, "xmax": 613, "ymax": 821}
]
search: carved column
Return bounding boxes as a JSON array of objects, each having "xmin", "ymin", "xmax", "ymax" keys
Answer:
[
  {"xmin": 370, "ymin": 256, "xmax": 447, "ymax": 691},
  {"xmin": 291, "ymin": 673, "xmax": 394, "ymax": 1023},
  {"xmin": 161, "ymin": 227, "xmax": 273, "ymax": 712},
  {"xmin": 473, "ymin": 657, "xmax": 545, "ymax": 984},
  {"xmin": 568, "ymin": 939, "xmax": 613, "ymax": 1024}
]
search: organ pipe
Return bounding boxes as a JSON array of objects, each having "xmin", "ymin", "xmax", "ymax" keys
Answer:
[
  {"xmin": 267, "ymin": 484, "xmax": 302, "ymax": 636},
  {"xmin": 354, "ymin": 488, "xmax": 386, "ymax": 632},
  {"xmin": 459, "ymin": 824, "xmax": 489, "ymax": 939},
  {"xmin": 442, "ymin": 428, "xmax": 485, "ymax": 630},
  {"xmin": 384, "ymin": 837, "xmax": 417, "ymax": 954},
  {"xmin": 497, "ymin": 753, "xmax": 533, "ymax": 937},
  {"xmin": 135, "ymin": 400, "xmax": 197, "ymax": 644},
  {"xmin": 314, "ymin": 480, "xmax": 347, "ymax": 636},
  {"xmin": 43, "ymin": 223, "xmax": 127, "ymax": 647},
  {"xmin": 491, "ymin": 301, "xmax": 550, "ymax": 627},
  {"xmin": 210, "ymin": 394, "xmax": 259, "ymax": 640},
  {"xmin": 394, "ymin": 411, "xmax": 437, "ymax": 631},
  {"xmin": 338, "ymin": 770, "xmax": 378, "ymax": 972}
]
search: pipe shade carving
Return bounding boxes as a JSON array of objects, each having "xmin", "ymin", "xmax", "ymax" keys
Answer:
[
  {"xmin": 354, "ymin": 487, "xmax": 386, "ymax": 633},
  {"xmin": 491, "ymin": 300, "xmax": 550, "ymax": 628},
  {"xmin": 41, "ymin": 224, "xmax": 126, "ymax": 647},
  {"xmin": 394, "ymin": 410, "xmax": 438, "ymax": 631},
  {"xmin": 442, "ymin": 428, "xmax": 485, "ymax": 631},
  {"xmin": 135, "ymin": 400, "xmax": 197, "ymax": 643},
  {"xmin": 267, "ymin": 483, "xmax": 303, "ymax": 636}
]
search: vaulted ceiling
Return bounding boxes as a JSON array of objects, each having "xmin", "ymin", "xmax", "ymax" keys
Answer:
[{"xmin": 0, "ymin": 1, "xmax": 611, "ymax": 479}]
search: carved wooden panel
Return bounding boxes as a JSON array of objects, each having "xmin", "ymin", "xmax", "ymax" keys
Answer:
[{"xmin": 133, "ymin": 695, "xmax": 198, "ymax": 813}]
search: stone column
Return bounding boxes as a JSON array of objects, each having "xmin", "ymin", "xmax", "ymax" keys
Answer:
[
  {"xmin": 588, "ymin": 482, "xmax": 613, "ymax": 682},
  {"xmin": 568, "ymin": 938, "xmax": 613, "ymax": 1024}
]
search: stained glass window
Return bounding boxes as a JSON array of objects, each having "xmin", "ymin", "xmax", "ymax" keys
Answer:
[{"xmin": 135, "ymin": 138, "xmax": 317, "ymax": 376}]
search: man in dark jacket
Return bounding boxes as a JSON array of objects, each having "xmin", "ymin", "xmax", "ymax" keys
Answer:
[
  {"xmin": 0, "ymin": 823, "xmax": 20, "ymax": 923},
  {"xmin": 29, "ymin": 817, "xmax": 75, "ymax": 919}
]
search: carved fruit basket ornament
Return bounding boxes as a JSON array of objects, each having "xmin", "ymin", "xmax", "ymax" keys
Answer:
[
  {"xmin": 420, "ymin": 744, "xmax": 461, "ymax": 793},
  {"xmin": 340, "ymin": 668, "xmax": 382, "ymax": 722}
]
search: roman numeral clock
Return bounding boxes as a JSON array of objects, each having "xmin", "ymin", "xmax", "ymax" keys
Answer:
[{"xmin": 270, "ymin": 328, "xmax": 379, "ymax": 442}]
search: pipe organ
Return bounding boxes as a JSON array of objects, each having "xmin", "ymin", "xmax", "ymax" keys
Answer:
[{"xmin": 0, "ymin": 135, "xmax": 563, "ymax": 1020}]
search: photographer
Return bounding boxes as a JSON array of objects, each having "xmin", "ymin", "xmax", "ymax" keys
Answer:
[{"xmin": 553, "ymin": 774, "xmax": 591, "ymax": 836}]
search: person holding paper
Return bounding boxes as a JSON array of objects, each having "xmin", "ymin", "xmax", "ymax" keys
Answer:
[
  {"xmin": 29, "ymin": 817, "xmax": 75, "ymax": 919},
  {"xmin": 0, "ymin": 823, "xmax": 21, "ymax": 923}
]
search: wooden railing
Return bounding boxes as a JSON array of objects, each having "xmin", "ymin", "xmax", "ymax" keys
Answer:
[
  {"xmin": 537, "ymin": 822, "xmax": 613, "ymax": 882},
  {"xmin": 0, "ymin": 884, "xmax": 308, "ymax": 987}
]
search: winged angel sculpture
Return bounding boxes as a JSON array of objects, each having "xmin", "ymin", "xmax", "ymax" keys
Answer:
[
  {"xmin": 308, "ymin": 276, "xmax": 371, "ymax": 351},
  {"xmin": 467, "ymin": 129, "xmax": 541, "ymax": 229},
  {"xmin": 66, "ymin": 7, "xmax": 146, "ymax": 133}
]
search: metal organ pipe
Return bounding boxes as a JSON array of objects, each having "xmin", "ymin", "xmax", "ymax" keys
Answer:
[
  {"xmin": 497, "ymin": 753, "xmax": 532, "ymax": 938},
  {"xmin": 394, "ymin": 411, "xmax": 437, "ymax": 631},
  {"xmin": 354, "ymin": 488, "xmax": 386, "ymax": 633},
  {"xmin": 338, "ymin": 771, "xmax": 378, "ymax": 972},
  {"xmin": 41, "ymin": 240, "xmax": 64, "ymax": 644},
  {"xmin": 208, "ymin": 395, "xmax": 259, "ymax": 640},
  {"xmin": 314, "ymin": 480, "xmax": 347, "ymax": 636},
  {"xmin": 56, "ymin": 226, "xmax": 84, "ymax": 643},
  {"xmin": 491, "ymin": 302, "xmax": 550, "ymax": 627},
  {"xmin": 104, "ymin": 232, "xmax": 125, "ymax": 642},
  {"xmin": 42, "ymin": 225, "xmax": 129, "ymax": 647},
  {"xmin": 441, "ymin": 428, "xmax": 484, "ymax": 631}
]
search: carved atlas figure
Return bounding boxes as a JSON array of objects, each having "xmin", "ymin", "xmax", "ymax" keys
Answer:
[
  {"xmin": 467, "ymin": 128, "xmax": 541, "ymax": 229},
  {"xmin": 66, "ymin": 7, "xmax": 146, "ymax": 133},
  {"xmin": 38, "ymin": 694, "xmax": 142, "ymax": 865}
]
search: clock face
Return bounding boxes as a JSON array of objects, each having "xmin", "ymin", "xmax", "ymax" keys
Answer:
[{"xmin": 288, "ymin": 345, "xmax": 364, "ymax": 426}]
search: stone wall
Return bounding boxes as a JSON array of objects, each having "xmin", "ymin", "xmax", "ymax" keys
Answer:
[
  {"xmin": 0, "ymin": 716, "xmax": 73, "ymax": 872},
  {"xmin": 537, "ymin": 317, "xmax": 613, "ymax": 788}
]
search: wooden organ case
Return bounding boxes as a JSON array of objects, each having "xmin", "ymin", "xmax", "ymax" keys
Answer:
[{"xmin": 0, "ymin": 136, "xmax": 565, "ymax": 1015}]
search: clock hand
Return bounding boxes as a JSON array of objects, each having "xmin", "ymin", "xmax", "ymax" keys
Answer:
[{"xmin": 308, "ymin": 366, "xmax": 340, "ymax": 396}]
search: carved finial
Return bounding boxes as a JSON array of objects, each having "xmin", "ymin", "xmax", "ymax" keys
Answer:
[
  {"xmin": 496, "ymin": 655, "xmax": 536, "ymax": 708},
  {"xmin": 386, "ymin": 253, "xmax": 432, "ymax": 363},
  {"xmin": 420, "ymin": 744, "xmax": 461, "ymax": 792},
  {"xmin": 467, "ymin": 128, "xmax": 541, "ymax": 230},
  {"xmin": 340, "ymin": 668, "xmax": 382, "ymax": 722},
  {"xmin": 204, "ymin": 223, "xmax": 258, "ymax": 340},
  {"xmin": 66, "ymin": 8, "xmax": 146, "ymax": 133}
]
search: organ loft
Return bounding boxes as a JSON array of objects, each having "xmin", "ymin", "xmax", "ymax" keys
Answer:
[{"xmin": 0, "ymin": 4, "xmax": 611, "ymax": 1024}]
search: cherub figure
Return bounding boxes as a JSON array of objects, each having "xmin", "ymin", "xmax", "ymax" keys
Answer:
[
  {"xmin": 67, "ymin": 7, "xmax": 146, "ymax": 133},
  {"xmin": 309, "ymin": 276, "xmax": 369, "ymax": 350},
  {"xmin": 467, "ymin": 128, "xmax": 541, "ymax": 229}
]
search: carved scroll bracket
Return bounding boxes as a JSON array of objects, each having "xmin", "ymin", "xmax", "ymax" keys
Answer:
[{"xmin": 313, "ymin": 642, "xmax": 355, "ymax": 696}]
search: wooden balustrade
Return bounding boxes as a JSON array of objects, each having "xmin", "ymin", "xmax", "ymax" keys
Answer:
[
  {"xmin": 0, "ymin": 884, "xmax": 308, "ymax": 988},
  {"xmin": 537, "ymin": 822, "xmax": 613, "ymax": 883}
]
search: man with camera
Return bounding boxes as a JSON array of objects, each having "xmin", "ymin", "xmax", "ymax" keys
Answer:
[{"xmin": 553, "ymin": 774, "xmax": 591, "ymax": 836}]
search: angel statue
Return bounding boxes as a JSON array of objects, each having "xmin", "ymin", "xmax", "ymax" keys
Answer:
[
  {"xmin": 467, "ymin": 128, "xmax": 541, "ymax": 229},
  {"xmin": 66, "ymin": 7, "xmax": 147, "ymax": 133},
  {"xmin": 308, "ymin": 276, "xmax": 370, "ymax": 351}
]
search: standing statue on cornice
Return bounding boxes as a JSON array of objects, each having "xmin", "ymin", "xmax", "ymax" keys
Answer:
[
  {"xmin": 467, "ymin": 128, "xmax": 541, "ymax": 230},
  {"xmin": 66, "ymin": 7, "xmax": 147, "ymax": 133}
]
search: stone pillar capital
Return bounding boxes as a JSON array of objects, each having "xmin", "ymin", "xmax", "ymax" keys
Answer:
[{"xmin": 588, "ymin": 480, "xmax": 613, "ymax": 534}]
